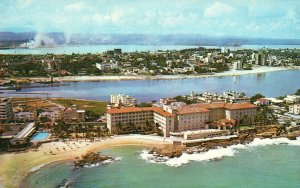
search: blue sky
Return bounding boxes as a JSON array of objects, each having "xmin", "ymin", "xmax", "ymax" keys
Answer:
[{"xmin": 0, "ymin": 0, "xmax": 300, "ymax": 39}]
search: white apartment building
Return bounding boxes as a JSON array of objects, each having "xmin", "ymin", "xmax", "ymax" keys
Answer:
[
  {"xmin": 15, "ymin": 112, "xmax": 35, "ymax": 122},
  {"xmin": 284, "ymin": 95, "xmax": 300, "ymax": 103},
  {"xmin": 96, "ymin": 62, "xmax": 118, "ymax": 71},
  {"xmin": 233, "ymin": 61, "xmax": 243, "ymax": 70},
  {"xmin": 0, "ymin": 97, "xmax": 13, "ymax": 123},
  {"xmin": 110, "ymin": 94, "xmax": 137, "ymax": 107},
  {"xmin": 289, "ymin": 104, "xmax": 300, "ymax": 115},
  {"xmin": 40, "ymin": 110, "xmax": 62, "ymax": 123}
]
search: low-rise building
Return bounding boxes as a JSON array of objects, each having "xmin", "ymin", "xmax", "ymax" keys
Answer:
[
  {"xmin": 39, "ymin": 111, "xmax": 61, "ymax": 123},
  {"xmin": 284, "ymin": 95, "xmax": 300, "ymax": 103},
  {"xmin": 183, "ymin": 129, "xmax": 228, "ymax": 140},
  {"xmin": 62, "ymin": 105, "xmax": 85, "ymax": 122},
  {"xmin": 96, "ymin": 62, "xmax": 118, "ymax": 71},
  {"xmin": 255, "ymin": 98, "xmax": 271, "ymax": 106},
  {"xmin": 14, "ymin": 112, "xmax": 35, "ymax": 122}
]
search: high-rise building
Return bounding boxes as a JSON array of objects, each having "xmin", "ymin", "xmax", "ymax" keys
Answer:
[
  {"xmin": 233, "ymin": 61, "xmax": 243, "ymax": 70},
  {"xmin": 110, "ymin": 94, "xmax": 137, "ymax": 107},
  {"xmin": 255, "ymin": 53, "xmax": 267, "ymax": 66},
  {"xmin": 114, "ymin": 48, "xmax": 122, "ymax": 55},
  {"xmin": 0, "ymin": 97, "xmax": 13, "ymax": 123}
]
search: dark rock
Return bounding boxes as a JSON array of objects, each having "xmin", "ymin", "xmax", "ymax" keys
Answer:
[{"xmin": 74, "ymin": 152, "xmax": 113, "ymax": 168}]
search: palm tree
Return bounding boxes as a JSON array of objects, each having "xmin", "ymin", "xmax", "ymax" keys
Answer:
[
  {"xmin": 145, "ymin": 120, "xmax": 151, "ymax": 131},
  {"xmin": 116, "ymin": 122, "xmax": 123, "ymax": 134},
  {"xmin": 75, "ymin": 125, "xmax": 79, "ymax": 141},
  {"xmin": 96, "ymin": 127, "xmax": 100, "ymax": 140}
]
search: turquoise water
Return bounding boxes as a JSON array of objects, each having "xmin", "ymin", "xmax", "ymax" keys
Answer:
[
  {"xmin": 24, "ymin": 142, "xmax": 300, "ymax": 188},
  {"xmin": 31, "ymin": 132, "xmax": 49, "ymax": 141},
  {"xmin": 2, "ymin": 69, "xmax": 300, "ymax": 102}
]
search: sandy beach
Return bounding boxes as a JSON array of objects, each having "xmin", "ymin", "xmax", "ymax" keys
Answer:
[
  {"xmin": 7, "ymin": 66, "xmax": 300, "ymax": 83},
  {"xmin": 0, "ymin": 135, "xmax": 172, "ymax": 188}
]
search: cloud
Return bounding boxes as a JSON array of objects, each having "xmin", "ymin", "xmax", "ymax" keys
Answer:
[
  {"xmin": 17, "ymin": 0, "xmax": 34, "ymax": 9},
  {"xmin": 92, "ymin": 10, "xmax": 124, "ymax": 24},
  {"xmin": 204, "ymin": 2, "xmax": 235, "ymax": 18},
  {"xmin": 1, "ymin": 0, "xmax": 300, "ymax": 38},
  {"xmin": 65, "ymin": 1, "xmax": 85, "ymax": 12}
]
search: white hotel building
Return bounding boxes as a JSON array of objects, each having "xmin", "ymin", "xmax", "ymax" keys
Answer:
[{"xmin": 106, "ymin": 102, "xmax": 257, "ymax": 138}]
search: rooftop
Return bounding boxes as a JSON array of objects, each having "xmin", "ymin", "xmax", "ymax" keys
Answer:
[
  {"xmin": 107, "ymin": 106, "xmax": 174, "ymax": 117},
  {"xmin": 177, "ymin": 107, "xmax": 210, "ymax": 114},
  {"xmin": 107, "ymin": 107, "xmax": 154, "ymax": 114}
]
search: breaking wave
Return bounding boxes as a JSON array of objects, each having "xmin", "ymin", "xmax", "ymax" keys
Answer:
[
  {"xmin": 30, "ymin": 162, "xmax": 52, "ymax": 172},
  {"xmin": 140, "ymin": 137, "xmax": 300, "ymax": 167}
]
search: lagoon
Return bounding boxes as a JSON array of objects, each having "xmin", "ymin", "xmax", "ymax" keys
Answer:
[{"xmin": 2, "ymin": 69, "xmax": 300, "ymax": 102}]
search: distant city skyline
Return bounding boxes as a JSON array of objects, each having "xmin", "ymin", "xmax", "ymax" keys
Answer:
[{"xmin": 1, "ymin": 0, "xmax": 300, "ymax": 39}]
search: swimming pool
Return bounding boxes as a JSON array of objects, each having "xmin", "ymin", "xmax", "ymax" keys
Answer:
[{"xmin": 31, "ymin": 132, "xmax": 49, "ymax": 141}]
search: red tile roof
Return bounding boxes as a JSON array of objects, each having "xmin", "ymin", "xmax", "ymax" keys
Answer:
[
  {"xmin": 106, "ymin": 103, "xmax": 257, "ymax": 116},
  {"xmin": 191, "ymin": 103, "xmax": 226, "ymax": 109},
  {"xmin": 152, "ymin": 107, "xmax": 175, "ymax": 117},
  {"xmin": 107, "ymin": 107, "xmax": 154, "ymax": 114},
  {"xmin": 191, "ymin": 102, "xmax": 257, "ymax": 110},
  {"xmin": 107, "ymin": 106, "xmax": 175, "ymax": 117},
  {"xmin": 177, "ymin": 107, "xmax": 210, "ymax": 115},
  {"xmin": 224, "ymin": 103, "xmax": 257, "ymax": 110}
]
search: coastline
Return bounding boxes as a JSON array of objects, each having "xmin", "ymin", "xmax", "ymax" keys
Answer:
[
  {"xmin": 0, "ymin": 135, "xmax": 171, "ymax": 188},
  {"xmin": 5, "ymin": 66, "xmax": 300, "ymax": 83}
]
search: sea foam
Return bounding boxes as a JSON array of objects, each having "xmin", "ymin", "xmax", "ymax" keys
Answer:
[
  {"xmin": 140, "ymin": 137, "xmax": 300, "ymax": 167},
  {"xmin": 30, "ymin": 162, "xmax": 52, "ymax": 172}
]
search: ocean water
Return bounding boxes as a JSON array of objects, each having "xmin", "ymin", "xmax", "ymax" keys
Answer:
[
  {"xmin": 2, "ymin": 69, "xmax": 300, "ymax": 102},
  {"xmin": 23, "ymin": 138, "xmax": 300, "ymax": 188}
]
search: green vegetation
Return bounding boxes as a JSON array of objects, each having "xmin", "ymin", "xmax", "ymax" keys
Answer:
[
  {"xmin": 114, "ymin": 121, "xmax": 158, "ymax": 135},
  {"xmin": 173, "ymin": 95, "xmax": 198, "ymax": 104},
  {"xmin": 294, "ymin": 89, "xmax": 300, "ymax": 95},
  {"xmin": 253, "ymin": 106, "xmax": 277, "ymax": 126},
  {"xmin": 51, "ymin": 98, "xmax": 107, "ymax": 116},
  {"xmin": 250, "ymin": 93, "xmax": 265, "ymax": 103},
  {"xmin": 137, "ymin": 102, "xmax": 153, "ymax": 107}
]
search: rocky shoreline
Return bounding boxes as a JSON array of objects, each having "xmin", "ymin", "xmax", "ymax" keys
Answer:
[
  {"xmin": 74, "ymin": 152, "xmax": 115, "ymax": 168},
  {"xmin": 151, "ymin": 125, "xmax": 300, "ymax": 158}
]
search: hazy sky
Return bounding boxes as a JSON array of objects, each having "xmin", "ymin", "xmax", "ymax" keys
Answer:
[{"xmin": 1, "ymin": 0, "xmax": 300, "ymax": 39}]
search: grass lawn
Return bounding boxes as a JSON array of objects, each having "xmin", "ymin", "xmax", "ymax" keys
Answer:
[
  {"xmin": 50, "ymin": 98, "xmax": 107, "ymax": 115},
  {"xmin": 239, "ymin": 125, "xmax": 252, "ymax": 130},
  {"xmin": 12, "ymin": 97, "xmax": 56, "ymax": 111}
]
